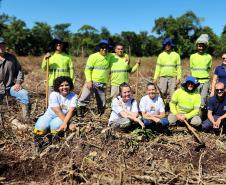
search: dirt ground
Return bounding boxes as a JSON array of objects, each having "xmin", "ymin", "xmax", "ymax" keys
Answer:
[{"xmin": 0, "ymin": 56, "xmax": 226, "ymax": 185}]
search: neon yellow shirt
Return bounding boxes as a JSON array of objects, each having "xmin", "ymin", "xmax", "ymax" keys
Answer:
[
  {"xmin": 154, "ymin": 51, "xmax": 181, "ymax": 80},
  {"xmin": 190, "ymin": 52, "xmax": 212, "ymax": 83},
  {"xmin": 41, "ymin": 52, "xmax": 74, "ymax": 86},
  {"xmin": 110, "ymin": 53, "xmax": 138, "ymax": 86},
  {"xmin": 84, "ymin": 52, "xmax": 112, "ymax": 84},
  {"xmin": 170, "ymin": 88, "xmax": 201, "ymax": 119}
]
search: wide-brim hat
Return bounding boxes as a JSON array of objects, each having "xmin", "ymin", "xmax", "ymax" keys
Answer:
[
  {"xmin": 181, "ymin": 76, "xmax": 200, "ymax": 88},
  {"xmin": 47, "ymin": 36, "xmax": 69, "ymax": 52},
  {"xmin": 162, "ymin": 37, "xmax": 175, "ymax": 47}
]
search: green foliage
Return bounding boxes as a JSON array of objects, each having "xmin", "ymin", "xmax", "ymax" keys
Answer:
[
  {"xmin": 130, "ymin": 128, "xmax": 156, "ymax": 141},
  {"xmin": 0, "ymin": 11, "xmax": 225, "ymax": 57}
]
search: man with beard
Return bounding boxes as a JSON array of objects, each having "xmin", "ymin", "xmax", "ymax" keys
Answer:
[{"xmin": 202, "ymin": 82, "xmax": 226, "ymax": 134}]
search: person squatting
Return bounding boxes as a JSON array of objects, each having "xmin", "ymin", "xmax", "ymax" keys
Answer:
[{"xmin": 1, "ymin": 35, "xmax": 225, "ymax": 153}]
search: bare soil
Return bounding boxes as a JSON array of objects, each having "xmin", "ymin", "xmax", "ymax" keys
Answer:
[{"xmin": 0, "ymin": 56, "xmax": 226, "ymax": 184}]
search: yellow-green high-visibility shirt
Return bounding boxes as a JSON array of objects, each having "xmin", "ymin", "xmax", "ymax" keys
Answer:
[
  {"xmin": 85, "ymin": 52, "xmax": 112, "ymax": 84},
  {"xmin": 41, "ymin": 52, "xmax": 74, "ymax": 86},
  {"xmin": 154, "ymin": 51, "xmax": 181, "ymax": 80},
  {"xmin": 190, "ymin": 52, "xmax": 212, "ymax": 83},
  {"xmin": 110, "ymin": 53, "xmax": 138, "ymax": 86},
  {"xmin": 170, "ymin": 88, "xmax": 201, "ymax": 120}
]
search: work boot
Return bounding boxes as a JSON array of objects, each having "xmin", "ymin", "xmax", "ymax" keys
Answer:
[{"xmin": 21, "ymin": 103, "xmax": 31, "ymax": 123}]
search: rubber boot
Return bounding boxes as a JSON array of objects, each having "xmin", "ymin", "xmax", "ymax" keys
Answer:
[{"xmin": 21, "ymin": 103, "xmax": 31, "ymax": 123}]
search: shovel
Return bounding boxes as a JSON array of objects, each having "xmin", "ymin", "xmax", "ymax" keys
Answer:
[{"xmin": 184, "ymin": 120, "xmax": 205, "ymax": 149}]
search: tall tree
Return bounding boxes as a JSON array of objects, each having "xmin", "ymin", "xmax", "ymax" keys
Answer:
[
  {"xmin": 152, "ymin": 11, "xmax": 203, "ymax": 57},
  {"xmin": 53, "ymin": 23, "xmax": 71, "ymax": 41},
  {"xmin": 5, "ymin": 17, "xmax": 31, "ymax": 55},
  {"xmin": 30, "ymin": 22, "xmax": 52, "ymax": 55},
  {"xmin": 220, "ymin": 25, "xmax": 226, "ymax": 54},
  {"xmin": 77, "ymin": 25, "xmax": 99, "ymax": 56}
]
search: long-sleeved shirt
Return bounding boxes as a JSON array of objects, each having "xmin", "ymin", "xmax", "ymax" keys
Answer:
[
  {"xmin": 170, "ymin": 88, "xmax": 201, "ymax": 119},
  {"xmin": 84, "ymin": 52, "xmax": 112, "ymax": 84},
  {"xmin": 110, "ymin": 53, "xmax": 138, "ymax": 86},
  {"xmin": 42, "ymin": 52, "xmax": 74, "ymax": 86},
  {"xmin": 190, "ymin": 52, "xmax": 212, "ymax": 83},
  {"xmin": 154, "ymin": 51, "xmax": 181, "ymax": 80},
  {"xmin": 0, "ymin": 52, "xmax": 23, "ymax": 94}
]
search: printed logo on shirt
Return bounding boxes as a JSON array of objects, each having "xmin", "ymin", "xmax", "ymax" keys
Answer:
[
  {"xmin": 150, "ymin": 105, "xmax": 155, "ymax": 111},
  {"xmin": 224, "ymin": 106, "xmax": 226, "ymax": 110},
  {"xmin": 61, "ymin": 104, "xmax": 67, "ymax": 110}
]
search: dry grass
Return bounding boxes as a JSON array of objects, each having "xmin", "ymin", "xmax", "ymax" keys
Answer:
[{"xmin": 0, "ymin": 56, "xmax": 226, "ymax": 184}]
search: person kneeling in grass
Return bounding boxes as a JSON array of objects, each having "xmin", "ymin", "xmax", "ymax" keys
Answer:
[
  {"xmin": 108, "ymin": 82, "xmax": 145, "ymax": 130},
  {"xmin": 33, "ymin": 76, "xmax": 77, "ymax": 151},
  {"xmin": 139, "ymin": 82, "xmax": 169, "ymax": 129}
]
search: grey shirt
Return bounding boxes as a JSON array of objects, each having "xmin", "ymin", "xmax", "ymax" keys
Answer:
[{"xmin": 0, "ymin": 53, "xmax": 24, "ymax": 94}]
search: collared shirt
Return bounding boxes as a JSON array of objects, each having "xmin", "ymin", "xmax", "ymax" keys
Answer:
[
  {"xmin": 207, "ymin": 94, "xmax": 226, "ymax": 116},
  {"xmin": 0, "ymin": 52, "xmax": 23, "ymax": 94},
  {"xmin": 214, "ymin": 65, "xmax": 226, "ymax": 87}
]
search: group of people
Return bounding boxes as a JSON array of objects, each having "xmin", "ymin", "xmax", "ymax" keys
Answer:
[{"xmin": 0, "ymin": 33, "xmax": 226, "ymax": 152}]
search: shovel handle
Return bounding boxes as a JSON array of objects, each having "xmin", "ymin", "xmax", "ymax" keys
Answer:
[{"xmin": 184, "ymin": 120, "xmax": 205, "ymax": 145}]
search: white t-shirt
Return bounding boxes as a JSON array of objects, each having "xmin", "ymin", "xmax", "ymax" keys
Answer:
[
  {"xmin": 44, "ymin": 91, "xmax": 78, "ymax": 118},
  {"xmin": 139, "ymin": 95, "xmax": 165, "ymax": 115},
  {"xmin": 109, "ymin": 96, "xmax": 138, "ymax": 122}
]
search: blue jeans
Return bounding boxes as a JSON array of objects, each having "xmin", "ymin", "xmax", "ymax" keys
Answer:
[
  {"xmin": 0, "ymin": 86, "xmax": 29, "ymax": 105},
  {"xmin": 202, "ymin": 115, "xmax": 226, "ymax": 132},
  {"xmin": 143, "ymin": 118, "xmax": 169, "ymax": 127},
  {"xmin": 34, "ymin": 115, "xmax": 63, "ymax": 135}
]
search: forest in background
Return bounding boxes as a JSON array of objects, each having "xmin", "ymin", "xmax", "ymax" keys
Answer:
[{"xmin": 1, "ymin": 11, "xmax": 226, "ymax": 58}]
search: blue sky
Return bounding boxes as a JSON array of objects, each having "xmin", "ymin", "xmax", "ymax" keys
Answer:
[{"xmin": 1, "ymin": 0, "xmax": 225, "ymax": 36}]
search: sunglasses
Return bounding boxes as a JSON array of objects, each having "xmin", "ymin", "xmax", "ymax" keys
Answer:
[{"xmin": 215, "ymin": 89, "xmax": 224, "ymax": 93}]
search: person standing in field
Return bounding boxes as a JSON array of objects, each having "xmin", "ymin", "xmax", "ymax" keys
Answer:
[
  {"xmin": 153, "ymin": 37, "xmax": 181, "ymax": 103},
  {"xmin": 110, "ymin": 43, "xmax": 140, "ymax": 98},
  {"xmin": 0, "ymin": 37, "xmax": 30, "ymax": 121},
  {"xmin": 210, "ymin": 51, "xmax": 226, "ymax": 97},
  {"xmin": 190, "ymin": 34, "xmax": 212, "ymax": 107},
  {"xmin": 78, "ymin": 39, "xmax": 113, "ymax": 115},
  {"xmin": 42, "ymin": 37, "xmax": 75, "ymax": 94}
]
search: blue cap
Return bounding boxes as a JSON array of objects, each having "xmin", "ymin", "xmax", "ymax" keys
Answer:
[
  {"xmin": 162, "ymin": 37, "xmax": 175, "ymax": 47},
  {"xmin": 0, "ymin": 37, "xmax": 6, "ymax": 44},
  {"xmin": 181, "ymin": 76, "xmax": 200, "ymax": 88},
  {"xmin": 99, "ymin": 39, "xmax": 109, "ymax": 45}
]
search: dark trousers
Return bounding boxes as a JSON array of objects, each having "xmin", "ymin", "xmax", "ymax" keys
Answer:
[{"xmin": 202, "ymin": 115, "xmax": 226, "ymax": 133}]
